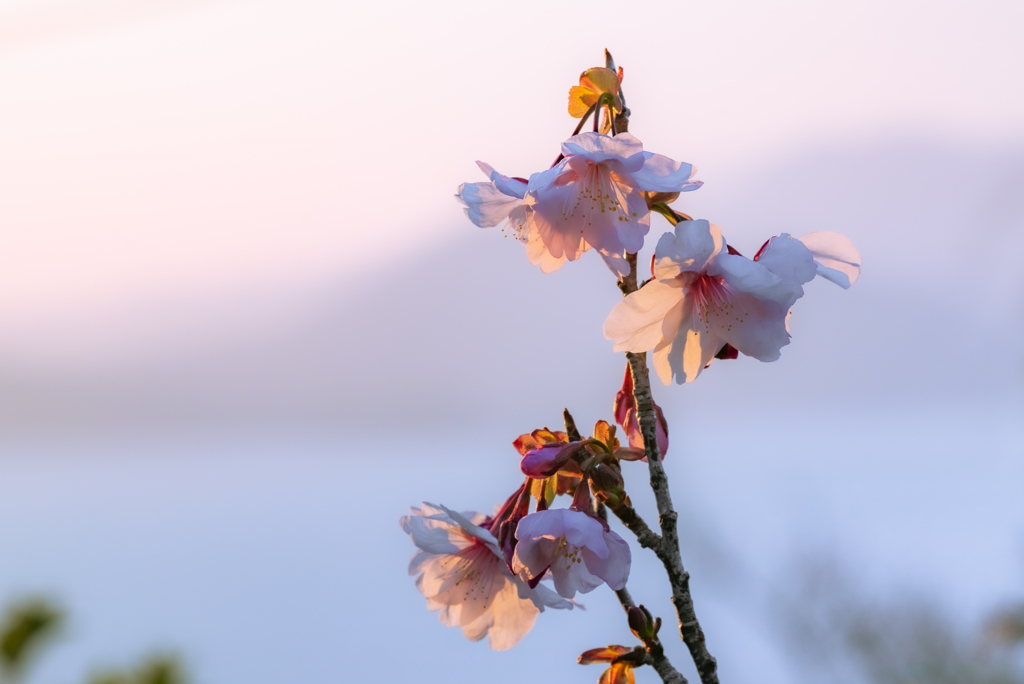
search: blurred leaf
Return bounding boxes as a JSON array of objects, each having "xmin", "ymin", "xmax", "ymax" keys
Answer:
[
  {"xmin": 0, "ymin": 598, "xmax": 63, "ymax": 677},
  {"xmin": 88, "ymin": 654, "xmax": 187, "ymax": 684},
  {"xmin": 88, "ymin": 674, "xmax": 132, "ymax": 684},
  {"xmin": 134, "ymin": 655, "xmax": 186, "ymax": 684}
]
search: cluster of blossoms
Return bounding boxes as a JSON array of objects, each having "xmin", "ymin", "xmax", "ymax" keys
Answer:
[
  {"xmin": 404, "ymin": 54, "xmax": 861, "ymax": 683},
  {"xmin": 402, "ymin": 412, "xmax": 644, "ymax": 650}
]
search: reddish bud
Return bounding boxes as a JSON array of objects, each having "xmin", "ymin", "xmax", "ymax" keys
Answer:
[
  {"xmin": 488, "ymin": 480, "xmax": 532, "ymax": 573},
  {"xmin": 627, "ymin": 604, "xmax": 656, "ymax": 642},
  {"xmin": 520, "ymin": 443, "xmax": 573, "ymax": 479},
  {"xmin": 521, "ymin": 441, "xmax": 588, "ymax": 479},
  {"xmin": 613, "ymin": 363, "xmax": 669, "ymax": 460}
]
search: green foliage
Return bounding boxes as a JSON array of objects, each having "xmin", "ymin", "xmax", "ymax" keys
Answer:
[
  {"xmin": 0, "ymin": 596, "xmax": 187, "ymax": 684},
  {"xmin": 88, "ymin": 655, "xmax": 188, "ymax": 684},
  {"xmin": 0, "ymin": 598, "xmax": 63, "ymax": 679}
]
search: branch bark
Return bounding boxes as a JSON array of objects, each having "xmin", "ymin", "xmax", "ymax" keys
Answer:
[
  {"xmin": 616, "ymin": 264, "xmax": 721, "ymax": 684},
  {"xmin": 595, "ymin": 490, "xmax": 688, "ymax": 684}
]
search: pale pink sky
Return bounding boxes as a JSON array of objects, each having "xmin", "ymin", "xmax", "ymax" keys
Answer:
[{"xmin": 1, "ymin": 0, "xmax": 1021, "ymax": 341}]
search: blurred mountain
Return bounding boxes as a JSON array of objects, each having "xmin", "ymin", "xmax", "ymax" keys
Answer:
[{"xmin": 0, "ymin": 136, "xmax": 1021, "ymax": 439}]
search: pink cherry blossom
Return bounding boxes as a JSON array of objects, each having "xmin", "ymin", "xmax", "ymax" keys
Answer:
[
  {"xmin": 604, "ymin": 219, "xmax": 857, "ymax": 384},
  {"xmin": 401, "ymin": 502, "xmax": 573, "ymax": 650},
  {"xmin": 526, "ymin": 132, "xmax": 702, "ymax": 276},
  {"xmin": 512, "ymin": 508, "xmax": 631, "ymax": 599},
  {"xmin": 455, "ymin": 162, "xmax": 567, "ymax": 273}
]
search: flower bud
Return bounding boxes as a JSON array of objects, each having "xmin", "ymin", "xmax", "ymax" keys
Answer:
[
  {"xmin": 488, "ymin": 480, "xmax": 532, "ymax": 573},
  {"xmin": 521, "ymin": 441, "xmax": 587, "ymax": 479},
  {"xmin": 590, "ymin": 463, "xmax": 626, "ymax": 508},
  {"xmin": 627, "ymin": 604, "xmax": 656, "ymax": 642},
  {"xmin": 613, "ymin": 364, "xmax": 669, "ymax": 460},
  {"xmin": 568, "ymin": 67, "xmax": 623, "ymax": 119}
]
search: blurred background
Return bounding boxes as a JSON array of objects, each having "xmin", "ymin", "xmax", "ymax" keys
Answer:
[{"xmin": 1, "ymin": 0, "xmax": 1022, "ymax": 682}]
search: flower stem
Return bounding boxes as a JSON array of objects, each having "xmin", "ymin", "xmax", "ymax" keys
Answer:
[
  {"xmin": 551, "ymin": 104, "xmax": 598, "ymax": 168},
  {"xmin": 651, "ymin": 203, "xmax": 693, "ymax": 225}
]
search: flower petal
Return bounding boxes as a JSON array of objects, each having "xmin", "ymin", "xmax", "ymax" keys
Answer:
[
  {"xmin": 551, "ymin": 552, "xmax": 604, "ymax": 598},
  {"xmin": 529, "ymin": 185, "xmax": 590, "ymax": 262},
  {"xmin": 664, "ymin": 296, "xmax": 722, "ymax": 384},
  {"xmin": 527, "ymin": 158, "xmax": 573, "ymax": 193},
  {"xmin": 710, "ymin": 253, "xmax": 805, "ymax": 308},
  {"xmin": 437, "ymin": 503, "xmax": 500, "ymax": 549},
  {"xmin": 560, "ymin": 511, "xmax": 607, "ymax": 558},
  {"xmin": 568, "ymin": 85, "xmax": 597, "ymax": 118},
  {"xmin": 521, "ymin": 579, "xmax": 575, "ymax": 611},
  {"xmin": 799, "ymin": 231, "xmax": 861, "ymax": 288},
  {"xmin": 581, "ymin": 530, "xmax": 631, "ymax": 590},
  {"xmin": 579, "ymin": 645, "xmax": 631, "ymax": 664},
  {"xmin": 401, "ymin": 509, "xmax": 463, "ymax": 555},
  {"xmin": 511, "ymin": 536, "xmax": 556, "ymax": 579},
  {"xmin": 597, "ymin": 249, "xmax": 631, "ymax": 277},
  {"xmin": 524, "ymin": 224, "xmax": 569, "ymax": 273},
  {"xmin": 456, "ymin": 182, "xmax": 522, "ymax": 228},
  {"xmin": 753, "ymin": 233, "xmax": 817, "ymax": 287},
  {"xmin": 561, "ymin": 132, "xmax": 645, "ymax": 171},
  {"xmin": 627, "ymin": 152, "xmax": 701, "ymax": 194},
  {"xmin": 705, "ymin": 285, "xmax": 791, "ymax": 362},
  {"xmin": 467, "ymin": 578, "xmax": 540, "ymax": 651},
  {"xmin": 653, "ymin": 220, "xmax": 724, "ymax": 279},
  {"xmin": 613, "ymin": 190, "xmax": 651, "ymax": 254},
  {"xmin": 604, "ymin": 280, "xmax": 685, "ymax": 353}
]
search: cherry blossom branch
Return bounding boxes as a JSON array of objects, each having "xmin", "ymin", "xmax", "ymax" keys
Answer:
[
  {"xmin": 565, "ymin": 54, "xmax": 717, "ymax": 681},
  {"xmin": 608, "ymin": 501, "xmax": 662, "ymax": 550},
  {"xmin": 614, "ymin": 261, "xmax": 721, "ymax": 684},
  {"xmin": 593, "ymin": 500, "xmax": 689, "ymax": 684}
]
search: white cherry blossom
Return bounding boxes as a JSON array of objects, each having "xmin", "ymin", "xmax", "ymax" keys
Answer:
[
  {"xmin": 512, "ymin": 508, "xmax": 631, "ymax": 599},
  {"xmin": 526, "ymin": 132, "xmax": 702, "ymax": 276},
  {"xmin": 401, "ymin": 503, "xmax": 572, "ymax": 650},
  {"xmin": 456, "ymin": 162, "xmax": 567, "ymax": 273},
  {"xmin": 604, "ymin": 220, "xmax": 858, "ymax": 384}
]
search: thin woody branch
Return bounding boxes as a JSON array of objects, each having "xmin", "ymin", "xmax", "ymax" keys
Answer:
[
  {"xmin": 609, "ymin": 501, "xmax": 662, "ymax": 550},
  {"xmin": 597, "ymin": 503, "xmax": 690, "ymax": 684},
  {"xmin": 617, "ymin": 260, "xmax": 721, "ymax": 684}
]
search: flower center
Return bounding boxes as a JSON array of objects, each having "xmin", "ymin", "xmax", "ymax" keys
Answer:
[
  {"xmin": 562, "ymin": 162, "xmax": 630, "ymax": 230},
  {"xmin": 555, "ymin": 535, "xmax": 584, "ymax": 566},
  {"xmin": 690, "ymin": 274, "xmax": 744, "ymax": 333},
  {"xmin": 441, "ymin": 543, "xmax": 499, "ymax": 603},
  {"xmin": 504, "ymin": 205, "xmax": 530, "ymax": 242}
]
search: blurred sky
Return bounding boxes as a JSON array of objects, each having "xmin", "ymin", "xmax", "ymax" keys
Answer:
[{"xmin": 0, "ymin": 1, "xmax": 1023, "ymax": 683}]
